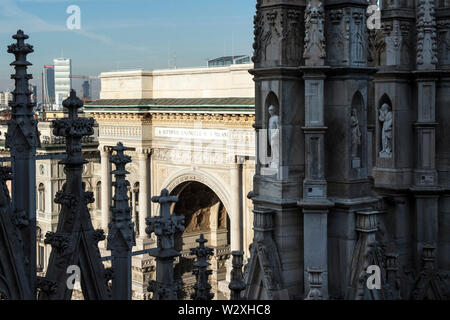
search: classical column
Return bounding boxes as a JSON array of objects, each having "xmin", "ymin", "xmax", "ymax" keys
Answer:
[
  {"xmin": 230, "ymin": 156, "xmax": 244, "ymax": 252},
  {"xmin": 138, "ymin": 149, "xmax": 150, "ymax": 238},
  {"xmin": 131, "ymin": 187, "xmax": 137, "ymax": 234},
  {"xmin": 100, "ymin": 146, "xmax": 111, "ymax": 233}
]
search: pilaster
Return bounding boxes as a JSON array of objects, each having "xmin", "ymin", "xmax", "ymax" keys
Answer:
[
  {"xmin": 138, "ymin": 148, "xmax": 151, "ymax": 238},
  {"xmin": 100, "ymin": 146, "xmax": 111, "ymax": 235}
]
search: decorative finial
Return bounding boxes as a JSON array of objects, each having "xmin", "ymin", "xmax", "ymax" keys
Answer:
[
  {"xmin": 229, "ymin": 251, "xmax": 246, "ymax": 300},
  {"xmin": 146, "ymin": 188, "xmax": 185, "ymax": 300},
  {"xmin": 108, "ymin": 142, "xmax": 135, "ymax": 251},
  {"xmin": 52, "ymin": 90, "xmax": 94, "ymax": 165},
  {"xmin": 190, "ymin": 234, "xmax": 214, "ymax": 300}
]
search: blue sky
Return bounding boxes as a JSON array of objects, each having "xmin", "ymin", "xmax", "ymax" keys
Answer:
[{"xmin": 0, "ymin": 0, "xmax": 255, "ymax": 93}]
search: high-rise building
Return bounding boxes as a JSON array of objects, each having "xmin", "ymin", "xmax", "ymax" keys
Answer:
[
  {"xmin": 42, "ymin": 65, "xmax": 55, "ymax": 109},
  {"xmin": 82, "ymin": 80, "xmax": 91, "ymax": 100},
  {"xmin": 53, "ymin": 58, "xmax": 72, "ymax": 110},
  {"xmin": 0, "ymin": 91, "xmax": 13, "ymax": 107},
  {"xmin": 30, "ymin": 85, "xmax": 37, "ymax": 104}
]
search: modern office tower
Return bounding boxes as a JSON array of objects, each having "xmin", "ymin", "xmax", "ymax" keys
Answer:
[
  {"xmin": 0, "ymin": 91, "xmax": 13, "ymax": 107},
  {"xmin": 30, "ymin": 85, "xmax": 37, "ymax": 104},
  {"xmin": 53, "ymin": 58, "xmax": 72, "ymax": 110},
  {"xmin": 42, "ymin": 65, "xmax": 55, "ymax": 109},
  {"xmin": 82, "ymin": 80, "xmax": 91, "ymax": 100}
]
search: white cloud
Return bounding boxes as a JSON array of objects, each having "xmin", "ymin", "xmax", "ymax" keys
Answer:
[
  {"xmin": 0, "ymin": 0, "xmax": 66, "ymax": 33},
  {"xmin": 0, "ymin": 0, "xmax": 152, "ymax": 52}
]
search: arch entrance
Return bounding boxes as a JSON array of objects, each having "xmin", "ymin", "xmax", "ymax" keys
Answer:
[{"xmin": 170, "ymin": 181, "xmax": 230, "ymax": 299}]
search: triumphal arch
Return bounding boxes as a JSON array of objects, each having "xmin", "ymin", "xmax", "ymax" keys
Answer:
[{"xmin": 85, "ymin": 65, "xmax": 256, "ymax": 299}]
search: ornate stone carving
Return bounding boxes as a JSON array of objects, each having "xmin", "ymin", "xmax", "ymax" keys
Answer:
[
  {"xmin": 243, "ymin": 209, "xmax": 286, "ymax": 299},
  {"xmin": 327, "ymin": 9, "xmax": 344, "ymax": 64},
  {"xmin": 348, "ymin": 211, "xmax": 402, "ymax": 300},
  {"xmin": 379, "ymin": 104, "xmax": 393, "ymax": 158},
  {"xmin": 39, "ymin": 90, "xmax": 110, "ymax": 300},
  {"xmin": 351, "ymin": 108, "xmax": 362, "ymax": 163},
  {"xmin": 437, "ymin": 19, "xmax": 450, "ymax": 65},
  {"xmin": 99, "ymin": 125, "xmax": 142, "ymax": 139},
  {"xmin": 252, "ymin": 0, "xmax": 264, "ymax": 64},
  {"xmin": 268, "ymin": 105, "xmax": 279, "ymax": 169},
  {"xmin": 190, "ymin": 234, "xmax": 214, "ymax": 300},
  {"xmin": 146, "ymin": 189, "xmax": 185, "ymax": 300},
  {"xmin": 263, "ymin": 10, "xmax": 281, "ymax": 64},
  {"xmin": 304, "ymin": 268, "xmax": 324, "ymax": 300},
  {"xmin": 153, "ymin": 148, "xmax": 236, "ymax": 166},
  {"xmin": 412, "ymin": 246, "xmax": 449, "ymax": 300},
  {"xmin": 303, "ymin": 1, "xmax": 326, "ymax": 65},
  {"xmin": 282, "ymin": 8, "xmax": 303, "ymax": 65},
  {"xmin": 91, "ymin": 112, "xmax": 151, "ymax": 124},
  {"xmin": 416, "ymin": 0, "xmax": 438, "ymax": 68},
  {"xmin": 44, "ymin": 232, "xmax": 71, "ymax": 253},
  {"xmin": 150, "ymin": 112, "xmax": 254, "ymax": 128},
  {"xmin": 6, "ymin": 30, "xmax": 40, "ymax": 295},
  {"xmin": 107, "ymin": 142, "xmax": 136, "ymax": 299},
  {"xmin": 229, "ymin": 251, "xmax": 246, "ymax": 300},
  {"xmin": 351, "ymin": 10, "xmax": 366, "ymax": 65},
  {"xmin": 37, "ymin": 278, "xmax": 58, "ymax": 296}
]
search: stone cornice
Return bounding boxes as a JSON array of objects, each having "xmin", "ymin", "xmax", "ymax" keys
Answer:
[
  {"xmin": 91, "ymin": 112, "xmax": 255, "ymax": 128},
  {"xmin": 90, "ymin": 112, "xmax": 152, "ymax": 124},
  {"xmin": 151, "ymin": 113, "xmax": 255, "ymax": 128}
]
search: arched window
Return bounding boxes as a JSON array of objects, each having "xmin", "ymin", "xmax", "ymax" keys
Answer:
[
  {"xmin": 96, "ymin": 181, "xmax": 101, "ymax": 210},
  {"xmin": 38, "ymin": 183, "xmax": 45, "ymax": 212}
]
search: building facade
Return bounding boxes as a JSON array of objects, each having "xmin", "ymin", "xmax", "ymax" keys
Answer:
[
  {"xmin": 54, "ymin": 58, "xmax": 72, "ymax": 110},
  {"xmin": 17, "ymin": 63, "xmax": 256, "ymax": 299},
  {"xmin": 244, "ymin": 0, "xmax": 450, "ymax": 300},
  {"xmin": 42, "ymin": 65, "xmax": 55, "ymax": 109},
  {"xmin": 0, "ymin": 91, "xmax": 13, "ymax": 108}
]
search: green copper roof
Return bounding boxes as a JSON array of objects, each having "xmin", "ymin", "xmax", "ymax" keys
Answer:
[{"xmin": 84, "ymin": 98, "xmax": 255, "ymax": 113}]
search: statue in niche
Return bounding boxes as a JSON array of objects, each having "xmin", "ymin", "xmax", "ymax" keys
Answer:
[
  {"xmin": 268, "ymin": 105, "xmax": 279, "ymax": 168},
  {"xmin": 379, "ymin": 103, "xmax": 393, "ymax": 158},
  {"xmin": 218, "ymin": 204, "xmax": 227, "ymax": 229},
  {"xmin": 351, "ymin": 108, "xmax": 362, "ymax": 160},
  {"xmin": 186, "ymin": 208, "xmax": 210, "ymax": 232}
]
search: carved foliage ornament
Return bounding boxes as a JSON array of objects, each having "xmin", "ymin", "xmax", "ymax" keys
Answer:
[
  {"xmin": 252, "ymin": 0, "xmax": 263, "ymax": 63},
  {"xmin": 416, "ymin": 0, "xmax": 438, "ymax": 67},
  {"xmin": 304, "ymin": 1, "xmax": 326, "ymax": 65}
]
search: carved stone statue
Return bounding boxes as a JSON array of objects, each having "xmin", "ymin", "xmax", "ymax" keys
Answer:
[
  {"xmin": 379, "ymin": 103, "xmax": 393, "ymax": 158},
  {"xmin": 351, "ymin": 108, "xmax": 362, "ymax": 158},
  {"xmin": 268, "ymin": 105, "xmax": 279, "ymax": 168},
  {"xmin": 303, "ymin": 1, "xmax": 326, "ymax": 65}
]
